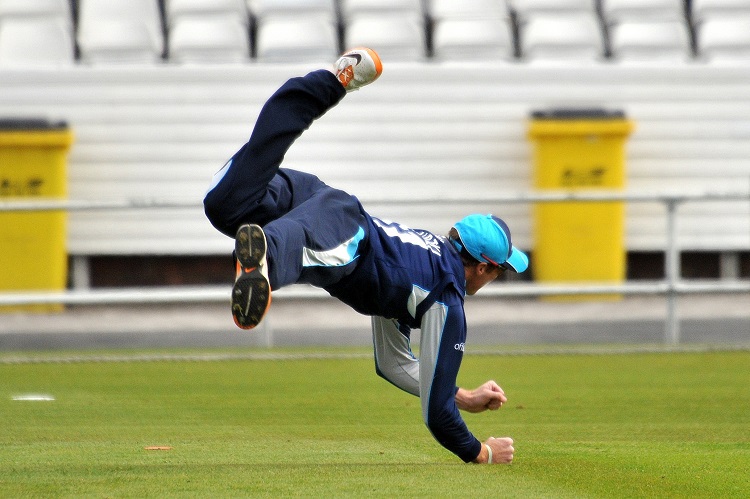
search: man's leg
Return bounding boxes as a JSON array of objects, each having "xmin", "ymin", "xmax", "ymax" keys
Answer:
[
  {"xmin": 203, "ymin": 69, "xmax": 346, "ymax": 237},
  {"xmin": 219, "ymin": 48, "xmax": 383, "ymax": 330},
  {"xmin": 231, "ymin": 176, "xmax": 368, "ymax": 329},
  {"xmin": 263, "ymin": 177, "xmax": 367, "ymax": 289}
]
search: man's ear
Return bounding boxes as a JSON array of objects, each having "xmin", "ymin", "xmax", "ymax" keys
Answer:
[{"xmin": 476, "ymin": 262, "xmax": 491, "ymax": 275}]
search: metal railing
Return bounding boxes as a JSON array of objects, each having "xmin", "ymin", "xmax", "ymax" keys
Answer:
[{"xmin": 1, "ymin": 190, "xmax": 749, "ymax": 345}]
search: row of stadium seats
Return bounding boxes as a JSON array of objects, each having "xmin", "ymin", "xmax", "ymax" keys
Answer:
[{"xmin": 0, "ymin": 0, "xmax": 749, "ymax": 66}]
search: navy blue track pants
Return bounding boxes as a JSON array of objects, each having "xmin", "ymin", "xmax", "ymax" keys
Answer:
[{"xmin": 203, "ymin": 70, "xmax": 368, "ymax": 291}]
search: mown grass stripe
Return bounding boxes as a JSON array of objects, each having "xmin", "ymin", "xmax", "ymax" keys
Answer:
[{"xmin": 1, "ymin": 344, "xmax": 748, "ymax": 364}]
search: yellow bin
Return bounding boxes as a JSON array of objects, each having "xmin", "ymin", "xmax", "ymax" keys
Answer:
[
  {"xmin": 0, "ymin": 119, "xmax": 74, "ymax": 312},
  {"xmin": 528, "ymin": 110, "xmax": 634, "ymax": 300}
]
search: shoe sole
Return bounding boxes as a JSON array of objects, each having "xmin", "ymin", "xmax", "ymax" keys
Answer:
[
  {"xmin": 232, "ymin": 224, "xmax": 271, "ymax": 330},
  {"xmin": 235, "ymin": 224, "xmax": 266, "ymax": 269}
]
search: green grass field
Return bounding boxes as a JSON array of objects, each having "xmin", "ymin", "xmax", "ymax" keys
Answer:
[{"xmin": 1, "ymin": 349, "xmax": 749, "ymax": 498}]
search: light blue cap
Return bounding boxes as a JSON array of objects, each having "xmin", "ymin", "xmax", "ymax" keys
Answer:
[{"xmin": 453, "ymin": 214, "xmax": 529, "ymax": 273}]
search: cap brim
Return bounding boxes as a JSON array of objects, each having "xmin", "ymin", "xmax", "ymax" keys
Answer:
[{"xmin": 504, "ymin": 246, "xmax": 529, "ymax": 273}]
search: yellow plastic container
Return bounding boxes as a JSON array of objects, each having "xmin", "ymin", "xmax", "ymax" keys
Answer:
[
  {"xmin": 0, "ymin": 119, "xmax": 73, "ymax": 312},
  {"xmin": 528, "ymin": 110, "xmax": 634, "ymax": 300}
]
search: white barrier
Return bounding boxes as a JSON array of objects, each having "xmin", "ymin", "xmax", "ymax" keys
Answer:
[
  {"xmin": 0, "ymin": 190, "xmax": 745, "ymax": 211},
  {"xmin": 1, "ymin": 190, "xmax": 748, "ymax": 345}
]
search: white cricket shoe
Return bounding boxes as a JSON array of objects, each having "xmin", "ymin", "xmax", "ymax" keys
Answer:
[{"xmin": 334, "ymin": 48, "xmax": 382, "ymax": 92}]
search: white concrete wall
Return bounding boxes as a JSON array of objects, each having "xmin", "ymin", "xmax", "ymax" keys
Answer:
[{"xmin": 0, "ymin": 61, "xmax": 748, "ymax": 255}]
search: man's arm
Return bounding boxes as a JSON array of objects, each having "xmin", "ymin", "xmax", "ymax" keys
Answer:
[
  {"xmin": 456, "ymin": 383, "xmax": 516, "ymax": 464},
  {"xmin": 372, "ymin": 300, "xmax": 514, "ymax": 464},
  {"xmin": 455, "ymin": 381, "xmax": 507, "ymax": 413},
  {"xmin": 418, "ymin": 300, "xmax": 483, "ymax": 463},
  {"xmin": 371, "ymin": 316, "xmax": 419, "ymax": 396}
]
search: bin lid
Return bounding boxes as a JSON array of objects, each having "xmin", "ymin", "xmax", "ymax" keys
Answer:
[
  {"xmin": 531, "ymin": 109, "xmax": 625, "ymax": 120},
  {"xmin": 0, "ymin": 118, "xmax": 68, "ymax": 131},
  {"xmin": 0, "ymin": 118, "xmax": 73, "ymax": 148},
  {"xmin": 528, "ymin": 108, "xmax": 633, "ymax": 138}
]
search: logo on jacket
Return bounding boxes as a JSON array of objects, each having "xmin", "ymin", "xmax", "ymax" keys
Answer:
[{"xmin": 372, "ymin": 217, "xmax": 442, "ymax": 257}]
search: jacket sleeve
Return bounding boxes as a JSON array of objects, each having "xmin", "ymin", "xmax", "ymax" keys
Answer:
[
  {"xmin": 418, "ymin": 296, "xmax": 482, "ymax": 463},
  {"xmin": 372, "ymin": 316, "xmax": 420, "ymax": 396}
]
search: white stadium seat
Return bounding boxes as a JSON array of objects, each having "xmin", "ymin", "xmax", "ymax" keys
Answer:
[
  {"xmin": 0, "ymin": 17, "xmax": 74, "ymax": 67},
  {"xmin": 165, "ymin": 0, "xmax": 249, "ymax": 25},
  {"xmin": 428, "ymin": 0, "xmax": 507, "ymax": 21},
  {"xmin": 600, "ymin": 0, "xmax": 686, "ymax": 23},
  {"xmin": 248, "ymin": 0, "xmax": 336, "ymax": 20},
  {"xmin": 256, "ymin": 15, "xmax": 337, "ymax": 62},
  {"xmin": 432, "ymin": 18, "xmax": 514, "ymax": 62},
  {"xmin": 77, "ymin": 0, "xmax": 164, "ymax": 64},
  {"xmin": 345, "ymin": 14, "xmax": 425, "ymax": 62},
  {"xmin": 692, "ymin": 0, "xmax": 750, "ymax": 21},
  {"xmin": 340, "ymin": 0, "xmax": 422, "ymax": 22},
  {"xmin": 609, "ymin": 20, "xmax": 691, "ymax": 62},
  {"xmin": 521, "ymin": 14, "xmax": 604, "ymax": 62},
  {"xmin": 509, "ymin": 0, "xmax": 597, "ymax": 19},
  {"xmin": 78, "ymin": 22, "xmax": 163, "ymax": 64},
  {"xmin": 169, "ymin": 15, "xmax": 250, "ymax": 63},
  {"xmin": 698, "ymin": 18, "xmax": 750, "ymax": 62},
  {"xmin": 0, "ymin": 0, "xmax": 71, "ymax": 21}
]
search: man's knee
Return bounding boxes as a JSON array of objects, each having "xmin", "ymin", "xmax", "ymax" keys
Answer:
[{"xmin": 203, "ymin": 192, "xmax": 236, "ymax": 238}]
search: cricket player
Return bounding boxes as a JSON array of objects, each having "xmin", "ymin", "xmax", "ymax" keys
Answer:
[{"xmin": 204, "ymin": 48, "xmax": 527, "ymax": 464}]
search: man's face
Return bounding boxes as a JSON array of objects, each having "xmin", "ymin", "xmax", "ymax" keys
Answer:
[{"xmin": 464, "ymin": 262, "xmax": 504, "ymax": 295}]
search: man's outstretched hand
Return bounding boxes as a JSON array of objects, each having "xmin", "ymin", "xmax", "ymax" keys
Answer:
[
  {"xmin": 457, "ymin": 382, "xmax": 514, "ymax": 464},
  {"xmin": 455, "ymin": 380, "xmax": 507, "ymax": 413},
  {"xmin": 473, "ymin": 436, "xmax": 515, "ymax": 464}
]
